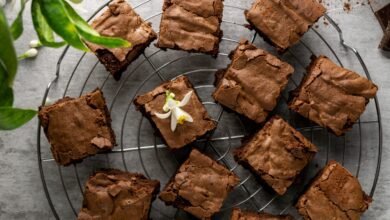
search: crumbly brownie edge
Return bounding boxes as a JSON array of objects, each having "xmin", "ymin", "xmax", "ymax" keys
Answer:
[
  {"xmin": 95, "ymin": 33, "xmax": 157, "ymax": 80},
  {"xmin": 88, "ymin": 88, "xmax": 117, "ymax": 147}
]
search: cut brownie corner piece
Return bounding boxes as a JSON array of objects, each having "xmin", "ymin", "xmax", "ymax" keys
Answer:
[
  {"xmin": 156, "ymin": 0, "xmax": 224, "ymax": 56},
  {"xmin": 87, "ymin": 0, "xmax": 157, "ymax": 80},
  {"xmin": 78, "ymin": 169, "xmax": 160, "ymax": 220},
  {"xmin": 159, "ymin": 149, "xmax": 239, "ymax": 219},
  {"xmin": 213, "ymin": 39, "xmax": 294, "ymax": 123},
  {"xmin": 296, "ymin": 161, "xmax": 372, "ymax": 220},
  {"xmin": 231, "ymin": 208, "xmax": 294, "ymax": 220},
  {"xmin": 234, "ymin": 116, "xmax": 317, "ymax": 195},
  {"xmin": 245, "ymin": 0, "xmax": 325, "ymax": 51},
  {"xmin": 39, "ymin": 88, "xmax": 116, "ymax": 166},
  {"xmin": 134, "ymin": 76, "xmax": 216, "ymax": 150},
  {"xmin": 288, "ymin": 55, "xmax": 378, "ymax": 136}
]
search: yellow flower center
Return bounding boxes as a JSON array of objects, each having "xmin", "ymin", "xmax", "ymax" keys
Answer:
[{"xmin": 177, "ymin": 115, "xmax": 186, "ymax": 124}]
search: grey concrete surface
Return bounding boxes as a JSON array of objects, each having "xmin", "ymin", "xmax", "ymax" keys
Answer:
[{"xmin": 0, "ymin": 0, "xmax": 389, "ymax": 219}]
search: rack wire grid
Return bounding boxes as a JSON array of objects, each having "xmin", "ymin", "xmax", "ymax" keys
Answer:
[{"xmin": 36, "ymin": 0, "xmax": 383, "ymax": 219}]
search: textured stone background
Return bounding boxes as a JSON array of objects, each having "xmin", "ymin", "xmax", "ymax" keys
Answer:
[{"xmin": 0, "ymin": 0, "xmax": 389, "ymax": 219}]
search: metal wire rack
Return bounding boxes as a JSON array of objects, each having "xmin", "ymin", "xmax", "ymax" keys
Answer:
[{"xmin": 37, "ymin": 0, "xmax": 383, "ymax": 219}]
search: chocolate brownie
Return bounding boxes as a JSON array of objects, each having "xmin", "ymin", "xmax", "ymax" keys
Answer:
[
  {"xmin": 156, "ymin": 0, "xmax": 224, "ymax": 56},
  {"xmin": 231, "ymin": 208, "xmax": 294, "ymax": 220},
  {"xmin": 289, "ymin": 56, "xmax": 378, "ymax": 136},
  {"xmin": 375, "ymin": 3, "xmax": 390, "ymax": 31},
  {"xmin": 296, "ymin": 161, "xmax": 372, "ymax": 220},
  {"xmin": 234, "ymin": 116, "xmax": 317, "ymax": 195},
  {"xmin": 159, "ymin": 149, "xmax": 239, "ymax": 219},
  {"xmin": 245, "ymin": 0, "xmax": 326, "ymax": 51},
  {"xmin": 380, "ymin": 24, "xmax": 390, "ymax": 51},
  {"xmin": 77, "ymin": 169, "xmax": 160, "ymax": 220},
  {"xmin": 134, "ymin": 76, "xmax": 216, "ymax": 150},
  {"xmin": 87, "ymin": 0, "xmax": 157, "ymax": 80},
  {"xmin": 39, "ymin": 89, "xmax": 116, "ymax": 166},
  {"xmin": 213, "ymin": 40, "xmax": 294, "ymax": 123}
]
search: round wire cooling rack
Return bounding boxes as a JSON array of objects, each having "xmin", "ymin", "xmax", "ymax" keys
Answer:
[{"xmin": 37, "ymin": 0, "xmax": 383, "ymax": 219}]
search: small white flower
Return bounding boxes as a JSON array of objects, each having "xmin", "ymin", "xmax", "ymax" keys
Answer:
[
  {"xmin": 18, "ymin": 48, "xmax": 38, "ymax": 60},
  {"xmin": 155, "ymin": 90, "xmax": 194, "ymax": 132},
  {"xmin": 29, "ymin": 40, "xmax": 42, "ymax": 48}
]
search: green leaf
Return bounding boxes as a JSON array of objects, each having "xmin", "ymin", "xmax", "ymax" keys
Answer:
[
  {"xmin": 0, "ymin": 64, "xmax": 13, "ymax": 106},
  {"xmin": 31, "ymin": 0, "xmax": 66, "ymax": 48},
  {"xmin": 10, "ymin": 0, "xmax": 28, "ymax": 40},
  {"xmin": 0, "ymin": 107, "xmax": 36, "ymax": 130},
  {"xmin": 0, "ymin": 7, "xmax": 18, "ymax": 85},
  {"xmin": 62, "ymin": 0, "xmax": 131, "ymax": 48},
  {"xmin": 37, "ymin": 0, "xmax": 89, "ymax": 51}
]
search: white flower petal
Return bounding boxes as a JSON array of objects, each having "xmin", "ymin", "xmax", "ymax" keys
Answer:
[
  {"xmin": 179, "ymin": 91, "xmax": 193, "ymax": 107},
  {"xmin": 170, "ymin": 109, "xmax": 178, "ymax": 131},
  {"xmin": 155, "ymin": 111, "xmax": 171, "ymax": 119},
  {"xmin": 183, "ymin": 111, "xmax": 193, "ymax": 122}
]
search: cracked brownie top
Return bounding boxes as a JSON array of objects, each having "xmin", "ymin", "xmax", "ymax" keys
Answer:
[
  {"xmin": 156, "ymin": 0, "xmax": 224, "ymax": 56},
  {"xmin": 296, "ymin": 161, "xmax": 372, "ymax": 220},
  {"xmin": 159, "ymin": 149, "xmax": 239, "ymax": 219},
  {"xmin": 245, "ymin": 0, "xmax": 326, "ymax": 51},
  {"xmin": 39, "ymin": 89, "xmax": 116, "ymax": 166},
  {"xmin": 234, "ymin": 116, "xmax": 317, "ymax": 195},
  {"xmin": 289, "ymin": 56, "xmax": 378, "ymax": 136},
  {"xmin": 78, "ymin": 169, "xmax": 160, "ymax": 220},
  {"xmin": 213, "ymin": 40, "xmax": 294, "ymax": 123}
]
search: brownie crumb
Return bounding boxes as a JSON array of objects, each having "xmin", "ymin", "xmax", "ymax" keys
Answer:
[{"xmin": 343, "ymin": 2, "xmax": 351, "ymax": 12}]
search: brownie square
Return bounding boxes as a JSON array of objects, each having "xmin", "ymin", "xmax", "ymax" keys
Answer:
[
  {"xmin": 375, "ymin": 3, "xmax": 390, "ymax": 31},
  {"xmin": 39, "ymin": 89, "xmax": 116, "ymax": 166},
  {"xmin": 134, "ymin": 76, "xmax": 216, "ymax": 149},
  {"xmin": 213, "ymin": 40, "xmax": 294, "ymax": 123},
  {"xmin": 77, "ymin": 169, "xmax": 160, "ymax": 220},
  {"xmin": 296, "ymin": 161, "xmax": 372, "ymax": 220},
  {"xmin": 245, "ymin": 0, "xmax": 326, "ymax": 51},
  {"xmin": 159, "ymin": 149, "xmax": 239, "ymax": 219},
  {"xmin": 87, "ymin": 0, "xmax": 157, "ymax": 80},
  {"xmin": 156, "ymin": 0, "xmax": 224, "ymax": 56},
  {"xmin": 231, "ymin": 208, "xmax": 294, "ymax": 220},
  {"xmin": 289, "ymin": 56, "xmax": 378, "ymax": 136},
  {"xmin": 234, "ymin": 116, "xmax": 317, "ymax": 195}
]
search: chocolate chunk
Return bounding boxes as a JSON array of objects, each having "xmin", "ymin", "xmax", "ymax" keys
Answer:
[
  {"xmin": 296, "ymin": 161, "xmax": 372, "ymax": 220},
  {"xmin": 78, "ymin": 169, "xmax": 160, "ymax": 220},
  {"xmin": 38, "ymin": 89, "xmax": 116, "ymax": 166},
  {"xmin": 234, "ymin": 116, "xmax": 317, "ymax": 195},
  {"xmin": 159, "ymin": 149, "xmax": 239, "ymax": 219},
  {"xmin": 87, "ymin": 0, "xmax": 157, "ymax": 80},
  {"xmin": 245, "ymin": 0, "xmax": 326, "ymax": 51},
  {"xmin": 289, "ymin": 56, "xmax": 378, "ymax": 136},
  {"xmin": 213, "ymin": 39, "xmax": 294, "ymax": 123}
]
